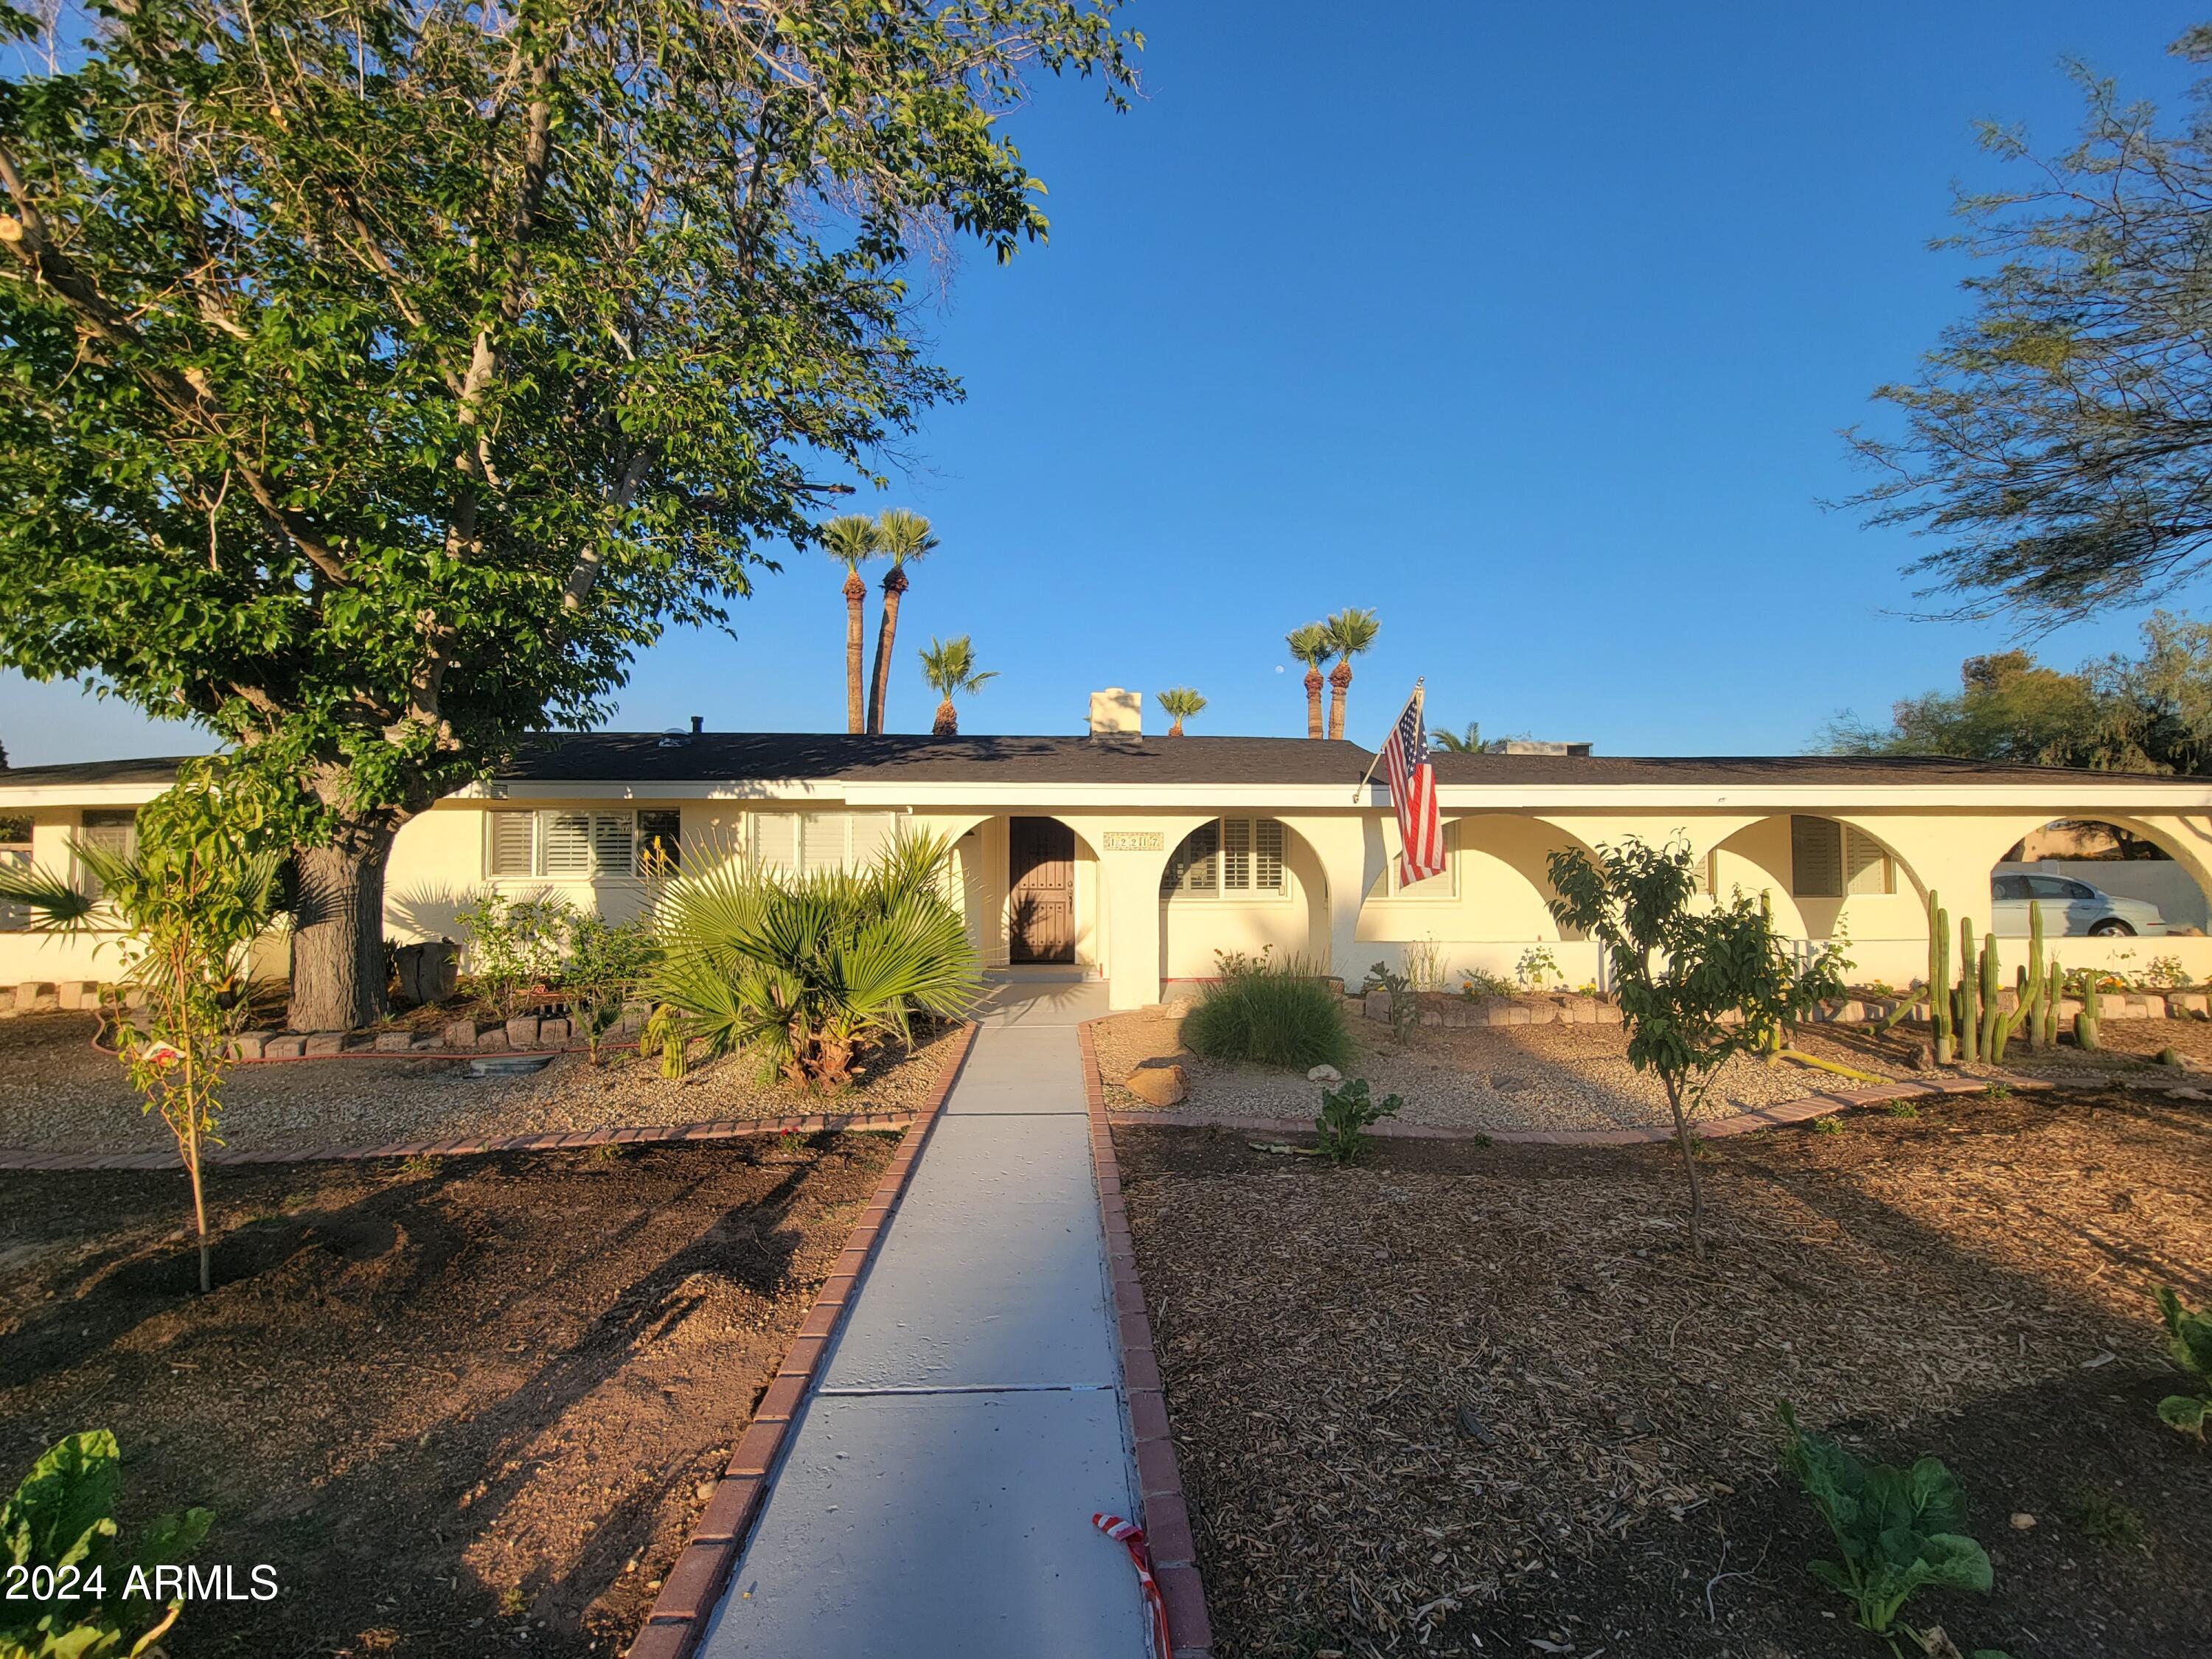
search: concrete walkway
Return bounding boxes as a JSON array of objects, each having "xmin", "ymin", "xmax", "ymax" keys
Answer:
[{"xmin": 695, "ymin": 976, "xmax": 1150, "ymax": 1659}]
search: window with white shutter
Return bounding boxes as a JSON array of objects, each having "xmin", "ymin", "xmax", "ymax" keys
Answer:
[
  {"xmin": 751, "ymin": 813, "xmax": 799, "ymax": 873},
  {"xmin": 846, "ymin": 812, "xmax": 898, "ymax": 869},
  {"xmin": 77, "ymin": 810, "xmax": 138, "ymax": 901},
  {"xmin": 1161, "ymin": 820, "xmax": 1287, "ymax": 899},
  {"xmin": 590, "ymin": 813, "xmax": 636, "ymax": 876},
  {"xmin": 800, "ymin": 813, "xmax": 846, "ymax": 874},
  {"xmin": 1843, "ymin": 827, "xmax": 1893, "ymax": 896},
  {"xmin": 540, "ymin": 813, "xmax": 594, "ymax": 877},
  {"xmin": 1790, "ymin": 816, "xmax": 1844, "ymax": 899},
  {"xmin": 489, "ymin": 812, "xmax": 535, "ymax": 877}
]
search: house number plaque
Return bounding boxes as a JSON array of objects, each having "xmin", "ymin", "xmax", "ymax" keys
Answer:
[{"xmin": 1103, "ymin": 830, "xmax": 1164, "ymax": 852}]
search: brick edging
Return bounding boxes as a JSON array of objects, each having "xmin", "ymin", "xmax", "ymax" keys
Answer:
[
  {"xmin": 1079, "ymin": 1018, "xmax": 1213, "ymax": 1659},
  {"xmin": 625, "ymin": 1020, "xmax": 979, "ymax": 1659},
  {"xmin": 0, "ymin": 1109, "xmax": 925, "ymax": 1172}
]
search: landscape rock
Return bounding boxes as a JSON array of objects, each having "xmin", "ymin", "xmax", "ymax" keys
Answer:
[
  {"xmin": 1124, "ymin": 1062, "xmax": 1188, "ymax": 1107},
  {"xmin": 1306, "ymin": 1065, "xmax": 1341, "ymax": 1083},
  {"xmin": 303, "ymin": 1032, "xmax": 345, "ymax": 1057},
  {"xmin": 373, "ymin": 1032, "xmax": 414, "ymax": 1053},
  {"xmin": 442, "ymin": 1018, "xmax": 479, "ymax": 1051}
]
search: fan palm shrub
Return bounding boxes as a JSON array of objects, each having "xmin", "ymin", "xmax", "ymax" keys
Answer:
[
  {"xmin": 1156, "ymin": 686, "xmax": 1206, "ymax": 735},
  {"xmin": 643, "ymin": 831, "xmax": 981, "ymax": 1090},
  {"xmin": 1181, "ymin": 956, "xmax": 1354, "ymax": 1072},
  {"xmin": 918, "ymin": 634, "xmax": 996, "ymax": 735}
]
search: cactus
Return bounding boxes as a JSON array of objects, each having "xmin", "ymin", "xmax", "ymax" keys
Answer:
[
  {"xmin": 1929, "ymin": 893, "xmax": 1953, "ymax": 1063},
  {"xmin": 2022, "ymin": 901, "xmax": 2047, "ymax": 1050},
  {"xmin": 1980, "ymin": 931, "xmax": 2004, "ymax": 1062},
  {"xmin": 1958, "ymin": 915, "xmax": 1979, "ymax": 1062},
  {"xmin": 2042, "ymin": 951, "xmax": 2062, "ymax": 1048},
  {"xmin": 2073, "ymin": 970, "xmax": 2101, "ymax": 1051}
]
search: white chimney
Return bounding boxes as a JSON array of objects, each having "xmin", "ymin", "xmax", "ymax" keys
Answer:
[{"xmin": 1087, "ymin": 687, "xmax": 1142, "ymax": 737}]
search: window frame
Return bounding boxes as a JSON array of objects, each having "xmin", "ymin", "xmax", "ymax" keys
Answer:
[
  {"xmin": 484, "ymin": 808, "xmax": 655, "ymax": 880},
  {"xmin": 746, "ymin": 810, "xmax": 900, "ymax": 877},
  {"xmin": 1368, "ymin": 820, "xmax": 1458, "ymax": 902},
  {"xmin": 0, "ymin": 815, "xmax": 31, "ymax": 933},
  {"xmin": 1159, "ymin": 818, "xmax": 1291, "ymax": 902}
]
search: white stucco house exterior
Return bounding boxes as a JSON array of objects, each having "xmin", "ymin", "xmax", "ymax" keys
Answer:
[{"xmin": 7, "ymin": 710, "xmax": 2212, "ymax": 1012}]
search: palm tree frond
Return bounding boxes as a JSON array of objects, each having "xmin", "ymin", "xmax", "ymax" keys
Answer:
[
  {"xmin": 874, "ymin": 509, "xmax": 939, "ymax": 566},
  {"xmin": 1325, "ymin": 607, "xmax": 1381, "ymax": 657},
  {"xmin": 822, "ymin": 514, "xmax": 882, "ymax": 573}
]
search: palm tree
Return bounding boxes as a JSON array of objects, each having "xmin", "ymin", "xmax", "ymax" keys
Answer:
[
  {"xmin": 1287, "ymin": 622, "xmax": 1331, "ymax": 740},
  {"xmin": 869, "ymin": 509, "xmax": 939, "ymax": 734},
  {"xmin": 1431, "ymin": 722, "xmax": 1488, "ymax": 754},
  {"xmin": 1156, "ymin": 686, "xmax": 1206, "ymax": 737},
  {"xmin": 917, "ymin": 635, "xmax": 996, "ymax": 736},
  {"xmin": 1324, "ymin": 608, "xmax": 1380, "ymax": 742},
  {"xmin": 822, "ymin": 515, "xmax": 881, "ymax": 734}
]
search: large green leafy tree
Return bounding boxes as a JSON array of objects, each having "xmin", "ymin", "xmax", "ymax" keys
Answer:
[
  {"xmin": 0, "ymin": 0, "xmax": 1138, "ymax": 1029},
  {"xmin": 1823, "ymin": 611, "xmax": 2212, "ymax": 775},
  {"xmin": 1848, "ymin": 24, "xmax": 2212, "ymax": 623}
]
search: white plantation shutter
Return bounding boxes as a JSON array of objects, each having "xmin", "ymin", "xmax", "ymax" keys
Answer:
[
  {"xmin": 1790, "ymin": 816, "xmax": 1844, "ymax": 899},
  {"xmin": 801, "ymin": 813, "xmax": 846, "ymax": 874},
  {"xmin": 751, "ymin": 813, "xmax": 799, "ymax": 873},
  {"xmin": 1220, "ymin": 818, "xmax": 1251, "ymax": 890},
  {"xmin": 489, "ymin": 812, "xmax": 535, "ymax": 877},
  {"xmin": 1255, "ymin": 818, "xmax": 1285, "ymax": 893},
  {"xmin": 590, "ymin": 813, "xmax": 635, "ymax": 875},
  {"xmin": 848, "ymin": 813, "xmax": 898, "ymax": 870},
  {"xmin": 1843, "ymin": 827, "xmax": 1892, "ymax": 895},
  {"xmin": 542, "ymin": 813, "xmax": 594, "ymax": 877}
]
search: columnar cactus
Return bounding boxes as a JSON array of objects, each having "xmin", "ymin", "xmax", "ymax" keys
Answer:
[
  {"xmin": 1929, "ymin": 891, "xmax": 1953, "ymax": 1064},
  {"xmin": 1980, "ymin": 932, "xmax": 2004, "ymax": 1062},
  {"xmin": 1959, "ymin": 915, "xmax": 1980, "ymax": 1062}
]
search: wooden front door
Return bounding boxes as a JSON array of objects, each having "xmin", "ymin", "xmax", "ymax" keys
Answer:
[{"xmin": 1008, "ymin": 817, "xmax": 1077, "ymax": 964}]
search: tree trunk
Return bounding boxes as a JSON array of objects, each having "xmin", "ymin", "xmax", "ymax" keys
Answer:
[
  {"xmin": 1327, "ymin": 660, "xmax": 1352, "ymax": 742},
  {"xmin": 287, "ymin": 811, "xmax": 400, "ymax": 1032},
  {"xmin": 933, "ymin": 698, "xmax": 957, "ymax": 737},
  {"xmin": 1304, "ymin": 668, "xmax": 1324, "ymax": 739},
  {"xmin": 868, "ymin": 566, "xmax": 909, "ymax": 735},
  {"xmin": 843, "ymin": 571, "xmax": 868, "ymax": 734},
  {"xmin": 1169, "ymin": 717, "xmax": 1184, "ymax": 737},
  {"xmin": 1660, "ymin": 1074, "xmax": 1706, "ymax": 1260}
]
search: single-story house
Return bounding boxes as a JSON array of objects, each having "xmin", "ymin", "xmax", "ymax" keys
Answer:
[{"xmin": 7, "ymin": 692, "xmax": 2212, "ymax": 1009}]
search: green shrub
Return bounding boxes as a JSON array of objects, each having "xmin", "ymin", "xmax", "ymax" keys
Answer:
[
  {"xmin": 2153, "ymin": 1286, "xmax": 2212, "ymax": 1439},
  {"xmin": 1183, "ymin": 965, "xmax": 1354, "ymax": 1072},
  {"xmin": 2065, "ymin": 1483, "xmax": 2148, "ymax": 1550},
  {"xmin": 1, "ymin": 1430, "xmax": 212, "ymax": 1658},
  {"xmin": 1459, "ymin": 968, "xmax": 1514, "ymax": 998},
  {"xmin": 453, "ymin": 889, "xmax": 574, "ymax": 1015},
  {"xmin": 644, "ymin": 832, "xmax": 980, "ymax": 1090},
  {"xmin": 1775, "ymin": 1402, "xmax": 1993, "ymax": 1635},
  {"xmin": 1313, "ymin": 1077, "xmax": 1400, "ymax": 1164}
]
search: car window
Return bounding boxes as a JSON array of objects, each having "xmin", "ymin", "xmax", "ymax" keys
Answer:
[
  {"xmin": 2025, "ymin": 876, "xmax": 2079, "ymax": 900},
  {"xmin": 2064, "ymin": 880, "xmax": 2098, "ymax": 901},
  {"xmin": 1992, "ymin": 874, "xmax": 2031, "ymax": 900}
]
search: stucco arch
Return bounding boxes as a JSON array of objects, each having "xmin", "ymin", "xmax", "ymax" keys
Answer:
[
  {"xmin": 1709, "ymin": 813, "xmax": 1934, "ymax": 945},
  {"xmin": 1993, "ymin": 813, "xmax": 2212, "ymax": 938},
  {"xmin": 1156, "ymin": 814, "xmax": 1331, "ymax": 981}
]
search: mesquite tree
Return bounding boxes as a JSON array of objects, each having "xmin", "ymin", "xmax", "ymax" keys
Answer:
[
  {"xmin": 1548, "ymin": 837, "xmax": 1847, "ymax": 1260},
  {"xmin": 0, "ymin": 0, "xmax": 1137, "ymax": 1030}
]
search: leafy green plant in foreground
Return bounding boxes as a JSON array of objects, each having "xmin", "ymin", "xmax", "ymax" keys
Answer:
[
  {"xmin": 2152, "ymin": 1286, "xmax": 2212, "ymax": 1438},
  {"xmin": 644, "ymin": 832, "xmax": 978, "ymax": 1090},
  {"xmin": 1313, "ymin": 1077, "xmax": 1401, "ymax": 1165},
  {"xmin": 1, "ymin": 1432, "xmax": 212, "ymax": 1659},
  {"xmin": 1776, "ymin": 1402, "xmax": 1993, "ymax": 1643}
]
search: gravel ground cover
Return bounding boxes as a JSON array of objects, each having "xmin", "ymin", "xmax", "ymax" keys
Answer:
[
  {"xmin": 1119, "ymin": 1090, "xmax": 2212, "ymax": 1658},
  {"xmin": 0, "ymin": 1135, "xmax": 888, "ymax": 1657},
  {"xmin": 1093, "ymin": 1003, "xmax": 1997, "ymax": 1133},
  {"xmin": 0, "ymin": 1011, "xmax": 961, "ymax": 1155}
]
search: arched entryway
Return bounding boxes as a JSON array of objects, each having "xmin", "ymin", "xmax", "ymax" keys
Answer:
[
  {"xmin": 1992, "ymin": 817, "xmax": 2212, "ymax": 939},
  {"xmin": 1155, "ymin": 814, "xmax": 1328, "ymax": 982}
]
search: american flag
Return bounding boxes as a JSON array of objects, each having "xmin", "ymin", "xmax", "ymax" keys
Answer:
[{"xmin": 1380, "ymin": 686, "xmax": 1446, "ymax": 886}]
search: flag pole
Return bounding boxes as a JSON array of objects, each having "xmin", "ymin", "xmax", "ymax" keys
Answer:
[{"xmin": 1351, "ymin": 678, "xmax": 1424, "ymax": 802}]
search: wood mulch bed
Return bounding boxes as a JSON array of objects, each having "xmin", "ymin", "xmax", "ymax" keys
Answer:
[
  {"xmin": 1119, "ymin": 1090, "xmax": 2212, "ymax": 1658},
  {"xmin": 0, "ymin": 1135, "xmax": 890, "ymax": 1656}
]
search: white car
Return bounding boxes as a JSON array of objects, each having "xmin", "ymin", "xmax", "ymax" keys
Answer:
[{"xmin": 1991, "ymin": 872, "xmax": 2168, "ymax": 938}]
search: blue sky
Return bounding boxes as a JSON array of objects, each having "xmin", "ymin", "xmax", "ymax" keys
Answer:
[{"xmin": 7, "ymin": 0, "xmax": 2208, "ymax": 765}]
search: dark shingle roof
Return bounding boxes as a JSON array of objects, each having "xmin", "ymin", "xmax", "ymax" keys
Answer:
[
  {"xmin": 6, "ymin": 737, "xmax": 2208, "ymax": 795},
  {"xmin": 0, "ymin": 755, "xmax": 195, "ymax": 788},
  {"xmin": 496, "ymin": 732, "xmax": 1382, "ymax": 786}
]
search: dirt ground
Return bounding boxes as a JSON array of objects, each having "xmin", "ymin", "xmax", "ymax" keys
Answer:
[
  {"xmin": 0, "ymin": 1136, "xmax": 889, "ymax": 1656},
  {"xmin": 1118, "ymin": 1090, "xmax": 2212, "ymax": 1658},
  {"xmin": 1093, "ymin": 1004, "xmax": 2006, "ymax": 1133},
  {"xmin": 0, "ymin": 1010, "xmax": 961, "ymax": 1155}
]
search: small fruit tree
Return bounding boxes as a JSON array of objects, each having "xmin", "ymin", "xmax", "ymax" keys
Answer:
[
  {"xmin": 0, "ymin": 762, "xmax": 285, "ymax": 1293},
  {"xmin": 1547, "ymin": 836, "xmax": 1846, "ymax": 1259}
]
